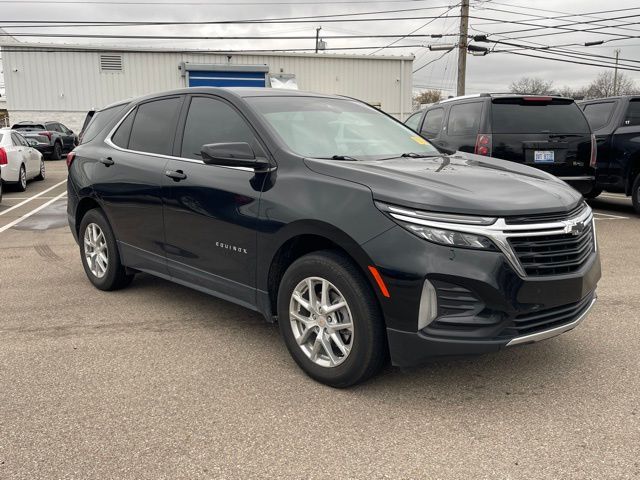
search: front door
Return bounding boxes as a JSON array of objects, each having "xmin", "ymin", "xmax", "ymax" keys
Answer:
[{"xmin": 162, "ymin": 95, "xmax": 267, "ymax": 308}]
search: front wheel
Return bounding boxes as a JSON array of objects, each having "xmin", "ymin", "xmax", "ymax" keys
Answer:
[
  {"xmin": 632, "ymin": 174, "xmax": 640, "ymax": 215},
  {"xmin": 79, "ymin": 208, "xmax": 134, "ymax": 291},
  {"xmin": 278, "ymin": 250, "xmax": 387, "ymax": 387}
]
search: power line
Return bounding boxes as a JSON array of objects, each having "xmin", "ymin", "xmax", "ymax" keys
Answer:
[
  {"xmin": 493, "ymin": 49, "xmax": 640, "ymax": 72},
  {"xmin": 413, "ymin": 49, "xmax": 453, "ymax": 73},
  {"xmin": 370, "ymin": 5, "xmax": 458, "ymax": 55},
  {"xmin": 0, "ymin": 5, "xmax": 457, "ymax": 28},
  {"xmin": 0, "ymin": 0, "xmax": 435, "ymax": 4}
]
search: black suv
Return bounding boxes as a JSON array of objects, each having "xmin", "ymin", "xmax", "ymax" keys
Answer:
[
  {"xmin": 67, "ymin": 88, "xmax": 600, "ymax": 387},
  {"xmin": 578, "ymin": 96, "xmax": 640, "ymax": 212},
  {"xmin": 407, "ymin": 94, "xmax": 597, "ymax": 195}
]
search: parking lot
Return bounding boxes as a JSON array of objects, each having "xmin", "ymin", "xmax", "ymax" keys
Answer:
[{"xmin": 0, "ymin": 161, "xmax": 638, "ymax": 479}]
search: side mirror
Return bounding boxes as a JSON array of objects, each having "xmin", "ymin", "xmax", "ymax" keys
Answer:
[
  {"xmin": 200, "ymin": 142, "xmax": 272, "ymax": 172},
  {"xmin": 27, "ymin": 139, "xmax": 38, "ymax": 147}
]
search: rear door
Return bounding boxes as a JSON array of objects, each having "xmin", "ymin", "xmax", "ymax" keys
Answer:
[
  {"xmin": 12, "ymin": 132, "xmax": 38, "ymax": 176},
  {"xmin": 419, "ymin": 107, "xmax": 445, "ymax": 142},
  {"xmin": 611, "ymin": 98, "xmax": 640, "ymax": 190},
  {"xmin": 490, "ymin": 97, "xmax": 592, "ymax": 179},
  {"xmin": 93, "ymin": 95, "xmax": 184, "ymax": 275}
]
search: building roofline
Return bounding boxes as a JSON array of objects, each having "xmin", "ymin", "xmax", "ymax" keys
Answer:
[{"xmin": 0, "ymin": 41, "xmax": 415, "ymax": 61}]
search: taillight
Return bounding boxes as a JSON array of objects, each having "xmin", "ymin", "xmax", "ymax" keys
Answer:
[
  {"xmin": 39, "ymin": 131, "xmax": 52, "ymax": 141},
  {"xmin": 590, "ymin": 134, "xmax": 597, "ymax": 168},
  {"xmin": 0, "ymin": 147, "xmax": 7, "ymax": 165},
  {"xmin": 66, "ymin": 151, "xmax": 76, "ymax": 168},
  {"xmin": 474, "ymin": 134, "xmax": 492, "ymax": 156}
]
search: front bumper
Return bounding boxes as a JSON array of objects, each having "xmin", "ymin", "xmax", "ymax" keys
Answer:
[{"xmin": 362, "ymin": 225, "xmax": 601, "ymax": 367}]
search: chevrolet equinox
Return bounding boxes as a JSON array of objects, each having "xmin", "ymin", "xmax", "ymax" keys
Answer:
[{"xmin": 67, "ymin": 88, "xmax": 601, "ymax": 387}]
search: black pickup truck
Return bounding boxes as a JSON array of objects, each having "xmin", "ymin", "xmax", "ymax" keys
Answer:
[{"xmin": 578, "ymin": 96, "xmax": 640, "ymax": 212}]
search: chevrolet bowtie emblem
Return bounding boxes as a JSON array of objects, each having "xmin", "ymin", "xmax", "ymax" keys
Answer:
[{"xmin": 565, "ymin": 220, "xmax": 585, "ymax": 236}]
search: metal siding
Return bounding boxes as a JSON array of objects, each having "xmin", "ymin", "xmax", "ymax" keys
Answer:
[{"xmin": 2, "ymin": 48, "xmax": 412, "ymax": 117}]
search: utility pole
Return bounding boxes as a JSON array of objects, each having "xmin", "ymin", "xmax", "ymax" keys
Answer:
[
  {"xmin": 613, "ymin": 49, "xmax": 621, "ymax": 96},
  {"xmin": 315, "ymin": 27, "xmax": 321, "ymax": 54},
  {"xmin": 456, "ymin": 0, "xmax": 470, "ymax": 96}
]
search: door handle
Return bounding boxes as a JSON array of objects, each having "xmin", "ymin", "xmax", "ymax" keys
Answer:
[
  {"xmin": 99, "ymin": 157, "xmax": 114, "ymax": 166},
  {"xmin": 165, "ymin": 169, "xmax": 187, "ymax": 181}
]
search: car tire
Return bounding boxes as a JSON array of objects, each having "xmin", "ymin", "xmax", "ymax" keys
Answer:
[
  {"xmin": 35, "ymin": 159, "xmax": 46, "ymax": 181},
  {"xmin": 51, "ymin": 141, "xmax": 62, "ymax": 160},
  {"xmin": 583, "ymin": 186, "xmax": 602, "ymax": 199},
  {"xmin": 16, "ymin": 164, "xmax": 27, "ymax": 192},
  {"xmin": 277, "ymin": 250, "xmax": 387, "ymax": 388},
  {"xmin": 632, "ymin": 174, "xmax": 640, "ymax": 215},
  {"xmin": 79, "ymin": 208, "xmax": 134, "ymax": 291}
]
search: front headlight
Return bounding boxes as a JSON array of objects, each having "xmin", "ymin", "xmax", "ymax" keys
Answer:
[
  {"xmin": 376, "ymin": 202, "xmax": 498, "ymax": 251},
  {"xmin": 403, "ymin": 223, "xmax": 496, "ymax": 250}
]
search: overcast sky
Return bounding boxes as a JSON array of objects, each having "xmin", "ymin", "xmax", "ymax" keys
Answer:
[{"xmin": 1, "ymin": 0, "xmax": 639, "ymax": 97}]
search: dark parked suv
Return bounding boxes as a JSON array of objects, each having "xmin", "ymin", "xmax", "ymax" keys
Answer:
[
  {"xmin": 12, "ymin": 121, "xmax": 78, "ymax": 159},
  {"xmin": 67, "ymin": 88, "xmax": 600, "ymax": 387},
  {"xmin": 407, "ymin": 94, "xmax": 597, "ymax": 195}
]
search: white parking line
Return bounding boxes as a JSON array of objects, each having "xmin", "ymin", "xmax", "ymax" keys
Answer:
[
  {"xmin": 0, "ymin": 191, "xmax": 67, "ymax": 234},
  {"xmin": 593, "ymin": 212, "xmax": 629, "ymax": 220},
  {"xmin": 0, "ymin": 179, "xmax": 67, "ymax": 216},
  {"xmin": 600, "ymin": 194, "xmax": 629, "ymax": 200},
  {"xmin": 1, "ymin": 196, "xmax": 58, "ymax": 201}
]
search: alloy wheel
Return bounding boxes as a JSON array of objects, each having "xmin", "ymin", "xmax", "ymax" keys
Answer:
[
  {"xmin": 289, "ymin": 277, "xmax": 354, "ymax": 368},
  {"xmin": 84, "ymin": 223, "xmax": 109, "ymax": 278},
  {"xmin": 20, "ymin": 167, "xmax": 26, "ymax": 190},
  {"xmin": 40, "ymin": 161, "xmax": 46, "ymax": 179}
]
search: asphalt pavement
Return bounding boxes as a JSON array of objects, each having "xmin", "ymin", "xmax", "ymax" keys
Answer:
[{"xmin": 0, "ymin": 161, "xmax": 638, "ymax": 479}]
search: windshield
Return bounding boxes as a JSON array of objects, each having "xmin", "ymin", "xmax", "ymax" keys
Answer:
[{"xmin": 247, "ymin": 96, "xmax": 440, "ymax": 160}]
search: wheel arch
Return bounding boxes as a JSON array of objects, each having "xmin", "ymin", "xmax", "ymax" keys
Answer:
[{"xmin": 261, "ymin": 220, "xmax": 386, "ymax": 321}]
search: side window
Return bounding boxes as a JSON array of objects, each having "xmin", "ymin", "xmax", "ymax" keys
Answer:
[
  {"xmin": 421, "ymin": 108, "xmax": 444, "ymax": 136},
  {"xmin": 111, "ymin": 109, "xmax": 136, "ymax": 149},
  {"xmin": 180, "ymin": 96, "xmax": 257, "ymax": 160},
  {"xmin": 404, "ymin": 111, "xmax": 422, "ymax": 131},
  {"xmin": 447, "ymin": 102, "xmax": 483, "ymax": 136},
  {"xmin": 46, "ymin": 123, "xmax": 60, "ymax": 132},
  {"xmin": 583, "ymin": 102, "xmax": 615, "ymax": 130},
  {"xmin": 59, "ymin": 123, "xmax": 71, "ymax": 134},
  {"xmin": 10, "ymin": 133, "xmax": 20, "ymax": 146},
  {"xmin": 128, "ymin": 97, "xmax": 182, "ymax": 155},
  {"xmin": 16, "ymin": 133, "xmax": 29, "ymax": 146},
  {"xmin": 623, "ymin": 100, "xmax": 640, "ymax": 126}
]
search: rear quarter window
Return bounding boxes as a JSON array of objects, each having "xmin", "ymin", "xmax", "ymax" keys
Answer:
[
  {"xmin": 491, "ymin": 99, "xmax": 590, "ymax": 134},
  {"xmin": 81, "ymin": 103, "xmax": 128, "ymax": 144},
  {"xmin": 623, "ymin": 99, "xmax": 640, "ymax": 126},
  {"xmin": 447, "ymin": 103, "xmax": 483, "ymax": 136},
  {"xmin": 582, "ymin": 102, "xmax": 616, "ymax": 130}
]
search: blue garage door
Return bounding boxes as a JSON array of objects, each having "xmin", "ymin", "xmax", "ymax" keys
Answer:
[{"xmin": 188, "ymin": 70, "xmax": 267, "ymax": 88}]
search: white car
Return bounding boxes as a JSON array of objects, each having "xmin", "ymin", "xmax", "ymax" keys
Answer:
[{"xmin": 0, "ymin": 129, "xmax": 45, "ymax": 195}]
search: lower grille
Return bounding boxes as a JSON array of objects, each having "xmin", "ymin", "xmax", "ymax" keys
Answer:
[
  {"xmin": 510, "ymin": 294, "xmax": 595, "ymax": 337},
  {"xmin": 508, "ymin": 222, "xmax": 594, "ymax": 276}
]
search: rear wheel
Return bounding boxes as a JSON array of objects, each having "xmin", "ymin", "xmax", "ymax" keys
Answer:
[
  {"xmin": 51, "ymin": 142, "xmax": 62, "ymax": 160},
  {"xmin": 632, "ymin": 174, "xmax": 640, "ymax": 215},
  {"xmin": 16, "ymin": 165, "xmax": 27, "ymax": 192},
  {"xmin": 35, "ymin": 159, "xmax": 46, "ymax": 181},
  {"xmin": 277, "ymin": 250, "xmax": 386, "ymax": 387},
  {"xmin": 79, "ymin": 209, "xmax": 134, "ymax": 291}
]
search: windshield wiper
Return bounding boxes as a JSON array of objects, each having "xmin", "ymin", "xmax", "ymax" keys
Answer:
[
  {"xmin": 401, "ymin": 152, "xmax": 437, "ymax": 158},
  {"xmin": 315, "ymin": 155, "xmax": 359, "ymax": 161}
]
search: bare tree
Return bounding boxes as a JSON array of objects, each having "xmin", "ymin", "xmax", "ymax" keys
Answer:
[
  {"xmin": 414, "ymin": 89, "xmax": 443, "ymax": 105},
  {"xmin": 555, "ymin": 85, "xmax": 588, "ymax": 99},
  {"xmin": 583, "ymin": 71, "xmax": 639, "ymax": 99},
  {"xmin": 509, "ymin": 77, "xmax": 554, "ymax": 95}
]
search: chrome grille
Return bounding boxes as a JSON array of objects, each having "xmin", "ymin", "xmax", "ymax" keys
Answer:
[{"xmin": 508, "ymin": 222, "xmax": 594, "ymax": 276}]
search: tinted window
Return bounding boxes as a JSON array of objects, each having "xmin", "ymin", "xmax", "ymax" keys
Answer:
[
  {"xmin": 59, "ymin": 123, "xmax": 72, "ymax": 134},
  {"xmin": 129, "ymin": 97, "xmax": 182, "ymax": 155},
  {"xmin": 404, "ymin": 111, "xmax": 422, "ymax": 131},
  {"xmin": 46, "ymin": 123, "xmax": 60, "ymax": 132},
  {"xmin": 12, "ymin": 123, "xmax": 45, "ymax": 130},
  {"xmin": 447, "ymin": 103, "xmax": 482, "ymax": 136},
  {"xmin": 583, "ymin": 102, "xmax": 615, "ymax": 130},
  {"xmin": 421, "ymin": 108, "xmax": 444, "ymax": 135},
  {"xmin": 0, "ymin": 133, "xmax": 3, "ymax": 143},
  {"xmin": 14, "ymin": 133, "xmax": 28, "ymax": 146},
  {"xmin": 180, "ymin": 96, "xmax": 256, "ymax": 160},
  {"xmin": 81, "ymin": 103, "xmax": 128, "ymax": 144},
  {"xmin": 10, "ymin": 133, "xmax": 20, "ymax": 146},
  {"xmin": 491, "ymin": 99, "xmax": 590, "ymax": 134},
  {"xmin": 111, "ymin": 110, "xmax": 136, "ymax": 149},
  {"xmin": 624, "ymin": 100, "xmax": 640, "ymax": 126}
]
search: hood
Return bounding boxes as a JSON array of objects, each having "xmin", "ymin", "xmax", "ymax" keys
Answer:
[{"xmin": 304, "ymin": 152, "xmax": 583, "ymax": 216}]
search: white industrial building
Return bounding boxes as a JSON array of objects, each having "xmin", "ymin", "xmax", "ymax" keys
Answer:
[{"xmin": 0, "ymin": 32, "xmax": 414, "ymax": 131}]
